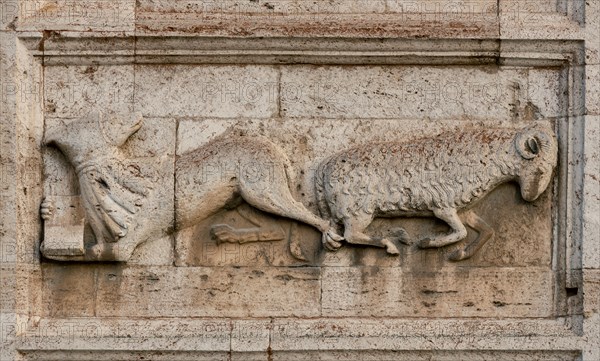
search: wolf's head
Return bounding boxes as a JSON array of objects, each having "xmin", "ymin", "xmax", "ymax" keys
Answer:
[{"xmin": 44, "ymin": 112, "xmax": 143, "ymax": 168}]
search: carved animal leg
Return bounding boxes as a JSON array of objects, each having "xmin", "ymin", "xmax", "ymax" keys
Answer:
[
  {"xmin": 240, "ymin": 187, "xmax": 343, "ymax": 250},
  {"xmin": 418, "ymin": 208, "xmax": 468, "ymax": 248},
  {"xmin": 343, "ymin": 214, "xmax": 400, "ymax": 255},
  {"xmin": 448, "ymin": 211, "xmax": 495, "ymax": 261},
  {"xmin": 211, "ymin": 205, "xmax": 286, "ymax": 244}
]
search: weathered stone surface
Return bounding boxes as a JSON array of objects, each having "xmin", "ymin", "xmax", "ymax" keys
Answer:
[
  {"xmin": 270, "ymin": 350, "xmax": 581, "ymax": 361},
  {"xmin": 321, "ymin": 266, "xmax": 554, "ymax": 318},
  {"xmin": 586, "ymin": 65, "xmax": 600, "ymax": 115},
  {"xmin": 44, "ymin": 65, "xmax": 134, "ymax": 118},
  {"xmin": 586, "ymin": 0, "xmax": 600, "ymax": 64},
  {"xmin": 499, "ymin": 0, "xmax": 585, "ymax": 40},
  {"xmin": 528, "ymin": 68, "xmax": 564, "ymax": 118},
  {"xmin": 135, "ymin": 0, "xmax": 499, "ymax": 38},
  {"xmin": 583, "ymin": 269, "xmax": 600, "ymax": 317},
  {"xmin": 0, "ymin": 266, "xmax": 15, "ymax": 312},
  {"xmin": 137, "ymin": 0, "xmax": 388, "ymax": 14},
  {"xmin": 2, "ymin": 0, "xmax": 599, "ymax": 359},
  {"xmin": 270, "ymin": 318, "xmax": 579, "ymax": 351},
  {"xmin": 175, "ymin": 118, "xmax": 554, "ymax": 267},
  {"xmin": 94, "ymin": 266, "xmax": 321, "ymax": 317},
  {"xmin": 281, "ymin": 66, "xmax": 554, "ymax": 120},
  {"xmin": 135, "ymin": 65, "xmax": 278, "ymax": 118},
  {"xmin": 15, "ymin": 0, "xmax": 135, "ymax": 32},
  {"xmin": 40, "ymin": 264, "xmax": 96, "ymax": 317},
  {"xmin": 40, "ymin": 114, "xmax": 175, "ymax": 262},
  {"xmin": 583, "ymin": 116, "xmax": 600, "ymax": 269}
]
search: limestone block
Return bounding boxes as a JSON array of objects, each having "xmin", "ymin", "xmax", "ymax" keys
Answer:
[
  {"xmin": 270, "ymin": 350, "xmax": 581, "ymax": 360},
  {"xmin": 94, "ymin": 266, "xmax": 320, "ymax": 317},
  {"xmin": 128, "ymin": 235, "xmax": 174, "ymax": 266},
  {"xmin": 231, "ymin": 319, "xmax": 270, "ymax": 353},
  {"xmin": 321, "ymin": 267, "xmax": 554, "ymax": 317},
  {"xmin": 135, "ymin": 1, "xmax": 498, "ymax": 37},
  {"xmin": 40, "ymin": 264, "xmax": 96, "ymax": 317},
  {"xmin": 499, "ymin": 0, "xmax": 584, "ymax": 40},
  {"xmin": 134, "ymin": 65, "xmax": 278, "ymax": 118},
  {"xmin": 137, "ymin": 0, "xmax": 387, "ymax": 15},
  {"xmin": 583, "ymin": 269, "xmax": 600, "ymax": 317},
  {"xmin": 44, "ymin": 65, "xmax": 134, "ymax": 119},
  {"xmin": 386, "ymin": 0, "xmax": 498, "ymax": 27},
  {"xmin": 15, "ymin": 0, "xmax": 135, "ymax": 32},
  {"xmin": 270, "ymin": 318, "xmax": 578, "ymax": 351},
  {"xmin": 19, "ymin": 351, "xmax": 230, "ymax": 361},
  {"xmin": 528, "ymin": 68, "xmax": 564, "ymax": 119},
  {"xmin": 0, "ymin": 312, "xmax": 17, "ymax": 361},
  {"xmin": 18, "ymin": 318, "xmax": 233, "ymax": 355},
  {"xmin": 586, "ymin": 65, "xmax": 600, "ymax": 116},
  {"xmin": 281, "ymin": 65, "xmax": 540, "ymax": 121},
  {"xmin": 586, "ymin": 0, "xmax": 600, "ymax": 64},
  {"xmin": 0, "ymin": 266, "xmax": 15, "ymax": 312},
  {"xmin": 583, "ymin": 116, "xmax": 600, "ymax": 269}
]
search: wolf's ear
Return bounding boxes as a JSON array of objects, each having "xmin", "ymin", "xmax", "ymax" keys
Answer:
[
  {"xmin": 101, "ymin": 112, "xmax": 143, "ymax": 147},
  {"xmin": 43, "ymin": 122, "xmax": 67, "ymax": 147}
]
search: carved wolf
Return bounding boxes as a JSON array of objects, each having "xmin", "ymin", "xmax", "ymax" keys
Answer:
[
  {"xmin": 315, "ymin": 124, "xmax": 558, "ymax": 260},
  {"xmin": 41, "ymin": 113, "xmax": 341, "ymax": 261}
]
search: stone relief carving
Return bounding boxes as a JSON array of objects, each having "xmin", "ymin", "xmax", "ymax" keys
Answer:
[
  {"xmin": 40, "ymin": 113, "xmax": 557, "ymax": 262},
  {"xmin": 317, "ymin": 124, "xmax": 558, "ymax": 260},
  {"xmin": 40, "ymin": 112, "xmax": 342, "ymax": 261}
]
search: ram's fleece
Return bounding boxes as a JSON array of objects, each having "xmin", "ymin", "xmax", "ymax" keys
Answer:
[{"xmin": 316, "ymin": 124, "xmax": 558, "ymax": 260}]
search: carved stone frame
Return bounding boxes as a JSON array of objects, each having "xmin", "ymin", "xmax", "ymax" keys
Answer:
[{"xmin": 1, "ymin": 0, "xmax": 598, "ymax": 359}]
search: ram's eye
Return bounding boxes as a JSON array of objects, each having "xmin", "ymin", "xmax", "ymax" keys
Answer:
[{"xmin": 526, "ymin": 137, "xmax": 540, "ymax": 155}]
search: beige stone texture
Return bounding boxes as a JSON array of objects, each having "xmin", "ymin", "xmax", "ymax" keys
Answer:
[
  {"xmin": 321, "ymin": 266, "xmax": 554, "ymax": 318},
  {"xmin": 586, "ymin": 65, "xmax": 600, "ymax": 116},
  {"xmin": 583, "ymin": 116, "xmax": 600, "ymax": 269},
  {"xmin": 93, "ymin": 266, "xmax": 321, "ymax": 317},
  {"xmin": 15, "ymin": 0, "xmax": 135, "ymax": 32},
  {"xmin": 1, "ymin": 0, "xmax": 599, "ymax": 359},
  {"xmin": 281, "ymin": 65, "xmax": 556, "ymax": 121},
  {"xmin": 44, "ymin": 65, "xmax": 134, "ymax": 118},
  {"xmin": 134, "ymin": 65, "xmax": 279, "ymax": 118}
]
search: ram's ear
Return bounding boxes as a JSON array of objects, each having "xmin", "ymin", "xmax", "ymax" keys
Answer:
[{"xmin": 101, "ymin": 112, "xmax": 143, "ymax": 147}]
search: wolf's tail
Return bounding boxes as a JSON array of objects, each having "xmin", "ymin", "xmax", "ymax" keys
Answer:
[{"xmin": 314, "ymin": 157, "xmax": 332, "ymax": 220}]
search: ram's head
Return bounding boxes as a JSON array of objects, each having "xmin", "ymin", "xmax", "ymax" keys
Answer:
[{"xmin": 514, "ymin": 124, "xmax": 558, "ymax": 202}]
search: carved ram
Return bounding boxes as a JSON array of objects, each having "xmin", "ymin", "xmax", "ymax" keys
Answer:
[{"xmin": 316, "ymin": 124, "xmax": 558, "ymax": 260}]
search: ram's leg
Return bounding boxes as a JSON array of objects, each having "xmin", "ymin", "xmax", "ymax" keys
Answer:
[
  {"xmin": 418, "ymin": 208, "xmax": 468, "ymax": 248},
  {"xmin": 448, "ymin": 211, "xmax": 494, "ymax": 261},
  {"xmin": 211, "ymin": 205, "xmax": 286, "ymax": 244},
  {"xmin": 343, "ymin": 214, "xmax": 400, "ymax": 255}
]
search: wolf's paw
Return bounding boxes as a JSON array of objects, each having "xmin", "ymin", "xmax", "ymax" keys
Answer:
[
  {"xmin": 211, "ymin": 224, "xmax": 238, "ymax": 244},
  {"xmin": 323, "ymin": 230, "xmax": 343, "ymax": 251},
  {"xmin": 40, "ymin": 198, "xmax": 55, "ymax": 220}
]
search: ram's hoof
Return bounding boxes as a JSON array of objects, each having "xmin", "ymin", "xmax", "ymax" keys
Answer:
[
  {"xmin": 447, "ymin": 248, "xmax": 468, "ymax": 262},
  {"xmin": 382, "ymin": 239, "xmax": 400, "ymax": 256},
  {"xmin": 418, "ymin": 238, "xmax": 434, "ymax": 249}
]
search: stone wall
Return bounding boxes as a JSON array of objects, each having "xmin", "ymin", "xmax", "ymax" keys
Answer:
[{"xmin": 1, "ymin": 1, "xmax": 598, "ymax": 360}]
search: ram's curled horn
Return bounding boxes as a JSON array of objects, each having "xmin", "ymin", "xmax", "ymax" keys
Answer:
[{"xmin": 515, "ymin": 127, "xmax": 550, "ymax": 160}]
